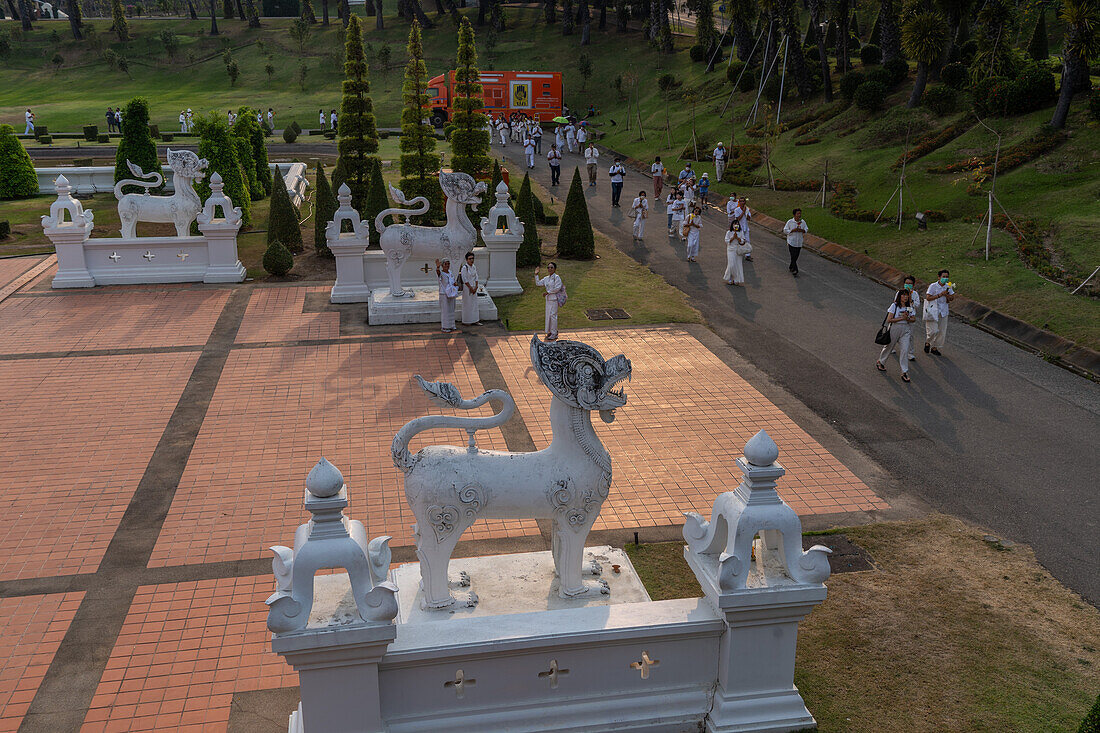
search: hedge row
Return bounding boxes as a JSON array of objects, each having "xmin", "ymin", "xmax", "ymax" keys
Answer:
[
  {"xmin": 892, "ymin": 117, "xmax": 974, "ymax": 170},
  {"xmin": 928, "ymin": 127, "xmax": 1067, "ymax": 176}
]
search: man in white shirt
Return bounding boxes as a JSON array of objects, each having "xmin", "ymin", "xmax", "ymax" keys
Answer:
[
  {"xmin": 608, "ymin": 158, "xmax": 626, "ymax": 207},
  {"xmin": 782, "ymin": 208, "xmax": 808, "ymax": 277},
  {"xmin": 531, "ymin": 124, "xmax": 542, "ymax": 154},
  {"xmin": 923, "ymin": 269, "xmax": 955, "ymax": 355},
  {"xmin": 497, "ymin": 118, "xmax": 508, "ymax": 146},
  {"xmin": 584, "ymin": 143, "xmax": 600, "ymax": 186},
  {"xmin": 678, "ymin": 164, "xmax": 693, "ymax": 182},
  {"xmin": 565, "ymin": 123, "xmax": 577, "ymax": 153},
  {"xmin": 725, "ymin": 193, "xmax": 739, "ymax": 226},
  {"xmin": 24, "ymin": 109, "xmax": 35, "ymax": 135},
  {"xmin": 267, "ymin": 108, "xmax": 275, "ymax": 130},
  {"xmin": 546, "ymin": 143, "xmax": 562, "ymax": 186},
  {"xmin": 523, "ymin": 134, "xmax": 536, "ymax": 168},
  {"xmin": 330, "ymin": 109, "xmax": 339, "ymax": 130},
  {"xmin": 535, "ymin": 263, "xmax": 563, "ymax": 340},
  {"xmin": 179, "ymin": 110, "xmax": 187, "ymax": 133},
  {"xmin": 713, "ymin": 142, "xmax": 727, "ymax": 182},
  {"xmin": 577, "ymin": 124, "xmax": 588, "ymax": 147},
  {"xmin": 651, "ymin": 156, "xmax": 665, "ymax": 198}
]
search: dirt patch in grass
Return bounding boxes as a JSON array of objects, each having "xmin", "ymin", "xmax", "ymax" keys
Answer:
[{"xmin": 622, "ymin": 514, "xmax": 1100, "ymax": 732}]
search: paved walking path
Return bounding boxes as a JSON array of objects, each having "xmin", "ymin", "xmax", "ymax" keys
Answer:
[{"xmin": 495, "ymin": 139, "xmax": 1100, "ymax": 606}]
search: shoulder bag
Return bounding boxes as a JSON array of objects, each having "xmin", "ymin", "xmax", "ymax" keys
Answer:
[{"xmin": 874, "ymin": 313, "xmax": 893, "ymax": 345}]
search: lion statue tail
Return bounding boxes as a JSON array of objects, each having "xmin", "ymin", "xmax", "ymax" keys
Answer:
[
  {"xmin": 374, "ymin": 184, "xmax": 431, "ymax": 234},
  {"xmin": 113, "ymin": 160, "xmax": 164, "ymax": 199},
  {"xmin": 391, "ymin": 376, "xmax": 516, "ymax": 472}
]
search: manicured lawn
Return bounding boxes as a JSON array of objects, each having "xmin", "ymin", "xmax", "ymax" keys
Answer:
[{"xmin": 625, "ymin": 514, "xmax": 1100, "ymax": 733}]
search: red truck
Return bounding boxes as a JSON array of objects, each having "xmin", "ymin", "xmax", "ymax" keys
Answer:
[{"xmin": 426, "ymin": 70, "xmax": 564, "ymax": 128}]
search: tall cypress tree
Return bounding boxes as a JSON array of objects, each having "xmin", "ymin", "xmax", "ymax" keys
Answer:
[
  {"xmin": 314, "ymin": 163, "xmax": 336, "ymax": 257},
  {"xmin": 114, "ymin": 98, "xmax": 161, "ymax": 193},
  {"xmin": 449, "ymin": 18, "xmax": 491, "ymax": 178},
  {"xmin": 556, "ymin": 167, "xmax": 594, "ymax": 260},
  {"xmin": 235, "ymin": 107, "xmax": 272, "ymax": 198},
  {"xmin": 337, "ymin": 15, "xmax": 379, "ymax": 211},
  {"xmin": 110, "ymin": 0, "xmax": 129, "ymax": 41},
  {"xmin": 194, "ymin": 113, "xmax": 252, "ymax": 226},
  {"xmin": 364, "ymin": 157, "xmax": 389, "ymax": 247},
  {"xmin": 399, "ymin": 20, "xmax": 442, "ymax": 220},
  {"xmin": 515, "ymin": 173, "xmax": 541, "ymax": 268},
  {"xmin": 1027, "ymin": 10, "xmax": 1049, "ymax": 61},
  {"xmin": 267, "ymin": 165, "xmax": 302, "ymax": 252}
]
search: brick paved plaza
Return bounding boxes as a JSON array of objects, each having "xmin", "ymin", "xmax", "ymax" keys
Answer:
[{"xmin": 0, "ymin": 261, "xmax": 886, "ymax": 732}]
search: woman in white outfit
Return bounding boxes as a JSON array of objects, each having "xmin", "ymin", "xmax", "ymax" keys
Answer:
[
  {"xmin": 723, "ymin": 222, "xmax": 748, "ymax": 285},
  {"xmin": 631, "ymin": 191, "xmax": 648, "ymax": 240},
  {"xmin": 669, "ymin": 192, "xmax": 686, "ymax": 239},
  {"xmin": 535, "ymin": 262, "xmax": 563, "ymax": 341},
  {"xmin": 459, "ymin": 252, "xmax": 481, "ymax": 326},
  {"xmin": 555, "ymin": 125, "xmax": 565, "ymax": 150},
  {"xmin": 876, "ymin": 290, "xmax": 916, "ymax": 383},
  {"xmin": 684, "ymin": 206, "xmax": 702, "ymax": 261},
  {"xmin": 435, "ymin": 258, "xmax": 459, "ymax": 333}
]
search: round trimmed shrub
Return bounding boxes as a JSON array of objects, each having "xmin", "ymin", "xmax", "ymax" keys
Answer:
[
  {"xmin": 83, "ymin": 125, "xmax": 98, "ymax": 142},
  {"xmin": 98, "ymin": 134, "xmax": 110, "ymax": 143},
  {"xmin": 38, "ymin": 135, "xmax": 53, "ymax": 144},
  {"xmin": 738, "ymin": 68, "xmax": 756, "ymax": 92},
  {"xmin": 763, "ymin": 72, "xmax": 786, "ymax": 102},
  {"xmin": 0, "ymin": 124, "xmax": 39, "ymax": 199},
  {"xmin": 282, "ymin": 127, "xmax": 298, "ymax": 143},
  {"xmin": 865, "ymin": 66, "xmax": 894, "ymax": 88},
  {"xmin": 861, "ymin": 43, "xmax": 882, "ymax": 66},
  {"xmin": 1014, "ymin": 64, "xmax": 1056, "ymax": 110},
  {"xmin": 688, "ymin": 44, "xmax": 708, "ymax": 63},
  {"xmin": 839, "ymin": 70, "xmax": 866, "ymax": 100},
  {"xmin": 854, "ymin": 81, "xmax": 888, "ymax": 111},
  {"xmin": 922, "ymin": 85, "xmax": 957, "ymax": 115},
  {"xmin": 262, "ymin": 240, "xmax": 294, "ymax": 276},
  {"xmin": 941, "ymin": 62, "xmax": 969, "ymax": 90},
  {"xmin": 973, "ymin": 76, "xmax": 1012, "ymax": 116},
  {"xmin": 883, "ymin": 57, "xmax": 909, "ymax": 86},
  {"xmin": 959, "ymin": 39, "xmax": 978, "ymax": 64},
  {"xmin": 726, "ymin": 60, "xmax": 746, "ymax": 86}
]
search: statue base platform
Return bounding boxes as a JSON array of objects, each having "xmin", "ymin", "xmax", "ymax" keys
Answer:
[{"xmin": 367, "ymin": 286, "xmax": 499, "ymax": 326}]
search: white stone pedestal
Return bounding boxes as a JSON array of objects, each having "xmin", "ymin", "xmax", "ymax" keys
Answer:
[{"xmin": 367, "ymin": 286, "xmax": 498, "ymax": 325}]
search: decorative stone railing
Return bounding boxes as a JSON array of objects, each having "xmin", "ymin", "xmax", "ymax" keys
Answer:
[
  {"xmin": 42, "ymin": 173, "xmax": 246, "ymax": 288},
  {"xmin": 36, "ymin": 163, "xmax": 309, "ymax": 201}
]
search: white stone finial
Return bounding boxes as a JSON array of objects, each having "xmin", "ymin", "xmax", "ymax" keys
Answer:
[
  {"xmin": 306, "ymin": 457, "xmax": 344, "ymax": 498},
  {"xmin": 54, "ymin": 174, "xmax": 71, "ymax": 193},
  {"xmin": 209, "ymin": 171, "xmax": 224, "ymax": 190},
  {"xmin": 337, "ymin": 183, "xmax": 352, "ymax": 206},
  {"xmin": 744, "ymin": 430, "xmax": 779, "ymax": 467}
]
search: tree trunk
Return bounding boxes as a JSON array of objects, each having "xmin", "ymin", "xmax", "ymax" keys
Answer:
[
  {"xmin": 579, "ymin": 0, "xmax": 590, "ymax": 44},
  {"xmin": 544, "ymin": 0, "xmax": 555, "ymax": 24},
  {"xmin": 67, "ymin": 0, "xmax": 82, "ymax": 38},
  {"xmin": 375, "ymin": 0, "xmax": 384, "ymax": 29},
  {"xmin": 561, "ymin": 0, "xmax": 573, "ymax": 34},
  {"xmin": 244, "ymin": 0, "xmax": 260, "ymax": 26},
  {"xmin": 477, "ymin": 0, "xmax": 486, "ymax": 24},
  {"xmin": 209, "ymin": 0, "xmax": 219, "ymax": 34},
  {"xmin": 878, "ymin": 0, "xmax": 901, "ymax": 62},
  {"xmin": 321, "ymin": 0, "xmax": 329, "ymax": 24},
  {"xmin": 614, "ymin": 0, "xmax": 627, "ymax": 31},
  {"xmin": 907, "ymin": 61, "xmax": 928, "ymax": 107},
  {"xmin": 235, "ymin": 0, "xmax": 246, "ymax": 20},
  {"xmin": 648, "ymin": 0, "xmax": 659, "ymax": 41},
  {"xmin": 6, "ymin": 0, "xmax": 19, "ymax": 20},
  {"xmin": 19, "ymin": 0, "xmax": 32, "ymax": 30},
  {"xmin": 408, "ymin": 0, "xmax": 433, "ymax": 25},
  {"xmin": 1050, "ymin": 53, "xmax": 1082, "ymax": 128},
  {"xmin": 808, "ymin": 0, "xmax": 831, "ymax": 101},
  {"xmin": 597, "ymin": 0, "xmax": 606, "ymax": 30},
  {"xmin": 441, "ymin": 0, "xmax": 459, "ymax": 23},
  {"xmin": 187, "ymin": 0, "xmax": 198, "ymax": 19},
  {"xmin": 833, "ymin": 0, "xmax": 849, "ymax": 74},
  {"xmin": 341, "ymin": 0, "xmax": 349, "ymax": 27}
]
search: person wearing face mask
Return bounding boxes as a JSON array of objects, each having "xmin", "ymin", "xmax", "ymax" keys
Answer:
[
  {"xmin": 876, "ymin": 289, "xmax": 917, "ymax": 383},
  {"xmin": 435, "ymin": 258, "xmax": 459, "ymax": 333},
  {"xmin": 923, "ymin": 269, "xmax": 955, "ymax": 356},
  {"xmin": 893, "ymin": 275, "xmax": 921, "ymax": 361}
]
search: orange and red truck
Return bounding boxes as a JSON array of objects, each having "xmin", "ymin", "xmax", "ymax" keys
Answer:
[{"xmin": 425, "ymin": 70, "xmax": 564, "ymax": 128}]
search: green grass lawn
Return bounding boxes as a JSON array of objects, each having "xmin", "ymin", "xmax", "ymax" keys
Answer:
[{"xmin": 625, "ymin": 514, "xmax": 1100, "ymax": 733}]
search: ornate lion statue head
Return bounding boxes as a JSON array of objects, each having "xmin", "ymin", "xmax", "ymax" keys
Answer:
[
  {"xmin": 530, "ymin": 336, "xmax": 632, "ymax": 423},
  {"xmin": 439, "ymin": 171, "xmax": 487, "ymax": 206},
  {"xmin": 166, "ymin": 149, "xmax": 209, "ymax": 179}
]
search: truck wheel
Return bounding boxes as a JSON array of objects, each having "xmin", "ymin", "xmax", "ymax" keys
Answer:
[{"xmin": 430, "ymin": 112, "xmax": 447, "ymax": 128}]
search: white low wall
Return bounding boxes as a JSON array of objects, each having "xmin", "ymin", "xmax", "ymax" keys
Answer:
[{"xmin": 36, "ymin": 163, "xmax": 309, "ymax": 203}]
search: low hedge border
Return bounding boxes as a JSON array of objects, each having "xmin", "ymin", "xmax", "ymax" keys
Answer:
[
  {"xmin": 892, "ymin": 116, "xmax": 974, "ymax": 170},
  {"xmin": 927, "ymin": 127, "xmax": 1067, "ymax": 176}
]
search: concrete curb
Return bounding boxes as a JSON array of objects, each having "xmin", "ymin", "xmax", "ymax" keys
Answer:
[{"xmin": 606, "ymin": 147, "xmax": 1099, "ymax": 382}]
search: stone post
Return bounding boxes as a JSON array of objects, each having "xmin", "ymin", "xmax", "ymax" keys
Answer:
[
  {"xmin": 42, "ymin": 174, "xmax": 96, "ymax": 288},
  {"xmin": 328, "ymin": 184, "xmax": 371, "ymax": 303},
  {"xmin": 682, "ymin": 431, "xmax": 833, "ymax": 733},
  {"xmin": 196, "ymin": 172, "xmax": 247, "ymax": 283},
  {"xmin": 480, "ymin": 180, "xmax": 524, "ymax": 296},
  {"xmin": 267, "ymin": 459, "xmax": 398, "ymax": 733}
]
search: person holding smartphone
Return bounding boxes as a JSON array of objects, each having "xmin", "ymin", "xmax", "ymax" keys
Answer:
[
  {"xmin": 923, "ymin": 269, "xmax": 955, "ymax": 355},
  {"xmin": 876, "ymin": 290, "xmax": 917, "ymax": 382}
]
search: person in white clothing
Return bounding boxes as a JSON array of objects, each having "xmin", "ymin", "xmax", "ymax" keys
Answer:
[
  {"xmin": 735, "ymin": 197, "xmax": 753, "ymax": 261},
  {"xmin": 608, "ymin": 158, "xmax": 626, "ymax": 207},
  {"xmin": 535, "ymin": 263, "xmax": 563, "ymax": 341},
  {"xmin": 725, "ymin": 193, "xmax": 739, "ymax": 226},
  {"xmin": 651, "ymin": 156, "xmax": 666, "ymax": 199},
  {"xmin": 531, "ymin": 124, "xmax": 542, "ymax": 154},
  {"xmin": 554, "ymin": 125, "xmax": 565, "ymax": 150},
  {"xmin": 782, "ymin": 208, "xmax": 808, "ymax": 277},
  {"xmin": 459, "ymin": 252, "xmax": 481, "ymax": 326},
  {"xmin": 877, "ymin": 290, "xmax": 917, "ymax": 382},
  {"xmin": 179, "ymin": 110, "xmax": 188, "ymax": 133},
  {"xmin": 576, "ymin": 124, "xmax": 588, "ymax": 146},
  {"xmin": 523, "ymin": 135, "xmax": 536, "ymax": 168},
  {"xmin": 547, "ymin": 143, "xmax": 562, "ymax": 186},
  {"xmin": 330, "ymin": 109, "xmax": 339, "ymax": 130},
  {"xmin": 723, "ymin": 222, "xmax": 749, "ymax": 285},
  {"xmin": 435, "ymin": 258, "xmax": 459, "ymax": 333},
  {"xmin": 24, "ymin": 109, "xmax": 34, "ymax": 135},
  {"xmin": 584, "ymin": 143, "xmax": 600, "ymax": 186},
  {"xmin": 923, "ymin": 269, "xmax": 955, "ymax": 355},
  {"xmin": 267, "ymin": 108, "xmax": 275, "ymax": 130},
  {"xmin": 319, "ymin": 109, "xmax": 327, "ymax": 130},
  {"xmin": 497, "ymin": 118, "xmax": 508, "ymax": 146},
  {"xmin": 565, "ymin": 123, "xmax": 577, "ymax": 153},
  {"xmin": 891, "ymin": 275, "xmax": 922, "ymax": 361},
  {"xmin": 630, "ymin": 191, "xmax": 649, "ymax": 240},
  {"xmin": 684, "ymin": 206, "xmax": 702, "ymax": 261},
  {"xmin": 668, "ymin": 192, "xmax": 686, "ymax": 238},
  {"xmin": 713, "ymin": 142, "xmax": 727, "ymax": 182}
]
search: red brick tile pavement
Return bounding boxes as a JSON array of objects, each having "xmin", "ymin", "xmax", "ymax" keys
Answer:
[
  {"xmin": 489, "ymin": 329, "xmax": 887, "ymax": 526},
  {"xmin": 80, "ymin": 577, "xmax": 293, "ymax": 733},
  {"xmin": 0, "ymin": 256, "xmax": 45, "ymax": 295},
  {"xmin": 234, "ymin": 287, "xmax": 341, "ymax": 344},
  {"xmin": 0, "ymin": 353, "xmax": 198, "ymax": 580},
  {"xmin": 0, "ymin": 592, "xmax": 84, "ymax": 733},
  {"xmin": 150, "ymin": 339, "xmax": 533, "ymax": 567},
  {"xmin": 0, "ymin": 289, "xmax": 230, "ymax": 354}
]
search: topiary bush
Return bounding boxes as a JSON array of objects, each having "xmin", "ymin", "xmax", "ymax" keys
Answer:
[
  {"xmin": 194, "ymin": 112, "xmax": 252, "ymax": 226},
  {"xmin": 0, "ymin": 124, "xmax": 40, "ymax": 201},
  {"xmin": 556, "ymin": 168, "xmax": 594, "ymax": 260},
  {"xmin": 854, "ymin": 81, "xmax": 888, "ymax": 111},
  {"xmin": 515, "ymin": 173, "xmax": 541, "ymax": 268},
  {"xmin": 942, "ymin": 62, "xmax": 969, "ymax": 90},
  {"xmin": 865, "ymin": 66, "xmax": 894, "ymax": 88},
  {"xmin": 738, "ymin": 68, "xmax": 756, "ymax": 92},
  {"xmin": 861, "ymin": 43, "xmax": 882, "ymax": 66},
  {"xmin": 726, "ymin": 60, "xmax": 746, "ymax": 86},
  {"xmin": 763, "ymin": 73, "xmax": 786, "ymax": 102},
  {"xmin": 839, "ymin": 70, "xmax": 866, "ymax": 100},
  {"xmin": 282, "ymin": 127, "xmax": 298, "ymax": 143},
  {"xmin": 83, "ymin": 125, "xmax": 98, "ymax": 142},
  {"xmin": 922, "ymin": 85, "xmax": 957, "ymax": 115},
  {"xmin": 38, "ymin": 135, "xmax": 53, "ymax": 144},
  {"xmin": 34, "ymin": 125, "xmax": 48, "ymax": 140},
  {"xmin": 114, "ymin": 98, "xmax": 161, "ymax": 194},
  {"xmin": 1079, "ymin": 693, "xmax": 1100, "ymax": 733},
  {"xmin": 883, "ymin": 57, "xmax": 909, "ymax": 86},
  {"xmin": 267, "ymin": 165, "xmax": 303, "ymax": 253},
  {"xmin": 290, "ymin": 120, "xmax": 303, "ymax": 135},
  {"xmin": 688, "ymin": 44, "xmax": 708, "ymax": 63},
  {"xmin": 161, "ymin": 133, "xmax": 174, "ymax": 142},
  {"xmin": 98, "ymin": 134, "xmax": 109, "ymax": 143},
  {"xmin": 0, "ymin": 221, "xmax": 10, "ymax": 238},
  {"xmin": 313, "ymin": 162, "xmax": 336, "ymax": 258},
  {"xmin": 1014, "ymin": 64, "xmax": 1057, "ymax": 110},
  {"xmin": 263, "ymin": 240, "xmax": 294, "ymax": 276}
]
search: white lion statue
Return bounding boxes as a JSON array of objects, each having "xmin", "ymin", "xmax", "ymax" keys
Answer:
[
  {"xmin": 392, "ymin": 336, "xmax": 632, "ymax": 609},
  {"xmin": 114, "ymin": 149, "xmax": 209, "ymax": 239}
]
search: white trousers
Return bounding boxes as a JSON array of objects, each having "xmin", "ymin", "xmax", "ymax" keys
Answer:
[
  {"xmin": 925, "ymin": 316, "xmax": 947, "ymax": 348},
  {"xmin": 566, "ymin": 137, "xmax": 576, "ymax": 153},
  {"xmin": 440, "ymin": 294, "xmax": 456, "ymax": 330},
  {"xmin": 878, "ymin": 324, "xmax": 912, "ymax": 373},
  {"xmin": 461, "ymin": 287, "xmax": 479, "ymax": 325},
  {"xmin": 544, "ymin": 296, "xmax": 559, "ymax": 337},
  {"xmin": 25, "ymin": 123, "xmax": 34, "ymax": 134},
  {"xmin": 715, "ymin": 159, "xmax": 725, "ymax": 182},
  {"xmin": 633, "ymin": 216, "xmax": 646, "ymax": 238},
  {"xmin": 499, "ymin": 130, "xmax": 507, "ymax": 145},
  {"xmin": 526, "ymin": 152, "xmax": 535, "ymax": 167}
]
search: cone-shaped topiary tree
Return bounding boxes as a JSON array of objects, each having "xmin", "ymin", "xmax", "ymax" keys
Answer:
[
  {"xmin": 364, "ymin": 157, "xmax": 389, "ymax": 247},
  {"xmin": 110, "ymin": 0, "xmax": 129, "ymax": 41},
  {"xmin": 114, "ymin": 98, "xmax": 161, "ymax": 194},
  {"xmin": 267, "ymin": 164, "xmax": 302, "ymax": 253},
  {"xmin": 1078, "ymin": 693, "xmax": 1100, "ymax": 733},
  {"xmin": 0, "ymin": 124, "xmax": 39, "ymax": 199},
  {"xmin": 400, "ymin": 20, "xmax": 442, "ymax": 221},
  {"xmin": 337, "ymin": 15, "xmax": 379, "ymax": 211},
  {"xmin": 477, "ymin": 158, "xmax": 505, "ymax": 222},
  {"xmin": 235, "ymin": 107, "xmax": 271, "ymax": 198},
  {"xmin": 263, "ymin": 240, "xmax": 294, "ymax": 276},
  {"xmin": 330, "ymin": 156, "xmax": 348, "ymax": 196},
  {"xmin": 232, "ymin": 136, "xmax": 261, "ymax": 200},
  {"xmin": 515, "ymin": 173, "xmax": 541, "ymax": 268},
  {"xmin": 450, "ymin": 18, "xmax": 491, "ymax": 178},
  {"xmin": 301, "ymin": 0, "xmax": 316, "ymax": 22},
  {"xmin": 194, "ymin": 112, "xmax": 252, "ymax": 225},
  {"xmin": 1027, "ymin": 9, "xmax": 1049, "ymax": 61},
  {"xmin": 556, "ymin": 167, "xmax": 594, "ymax": 260},
  {"xmin": 314, "ymin": 162, "xmax": 336, "ymax": 257}
]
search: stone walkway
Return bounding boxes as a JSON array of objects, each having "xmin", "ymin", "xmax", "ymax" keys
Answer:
[{"xmin": 0, "ymin": 275, "xmax": 886, "ymax": 732}]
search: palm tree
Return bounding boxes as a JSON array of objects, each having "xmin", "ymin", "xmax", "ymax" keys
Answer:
[
  {"xmin": 1051, "ymin": 0, "xmax": 1100, "ymax": 128},
  {"xmin": 878, "ymin": 0, "xmax": 902, "ymax": 62},
  {"xmin": 902, "ymin": 10, "xmax": 948, "ymax": 107}
]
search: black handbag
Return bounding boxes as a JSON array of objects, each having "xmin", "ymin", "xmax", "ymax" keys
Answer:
[{"xmin": 874, "ymin": 314, "xmax": 892, "ymax": 345}]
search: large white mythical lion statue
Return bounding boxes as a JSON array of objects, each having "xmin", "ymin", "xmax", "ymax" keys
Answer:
[
  {"xmin": 115, "ymin": 149, "xmax": 209, "ymax": 238},
  {"xmin": 375, "ymin": 170, "xmax": 487, "ymax": 298},
  {"xmin": 392, "ymin": 336, "xmax": 632, "ymax": 609}
]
